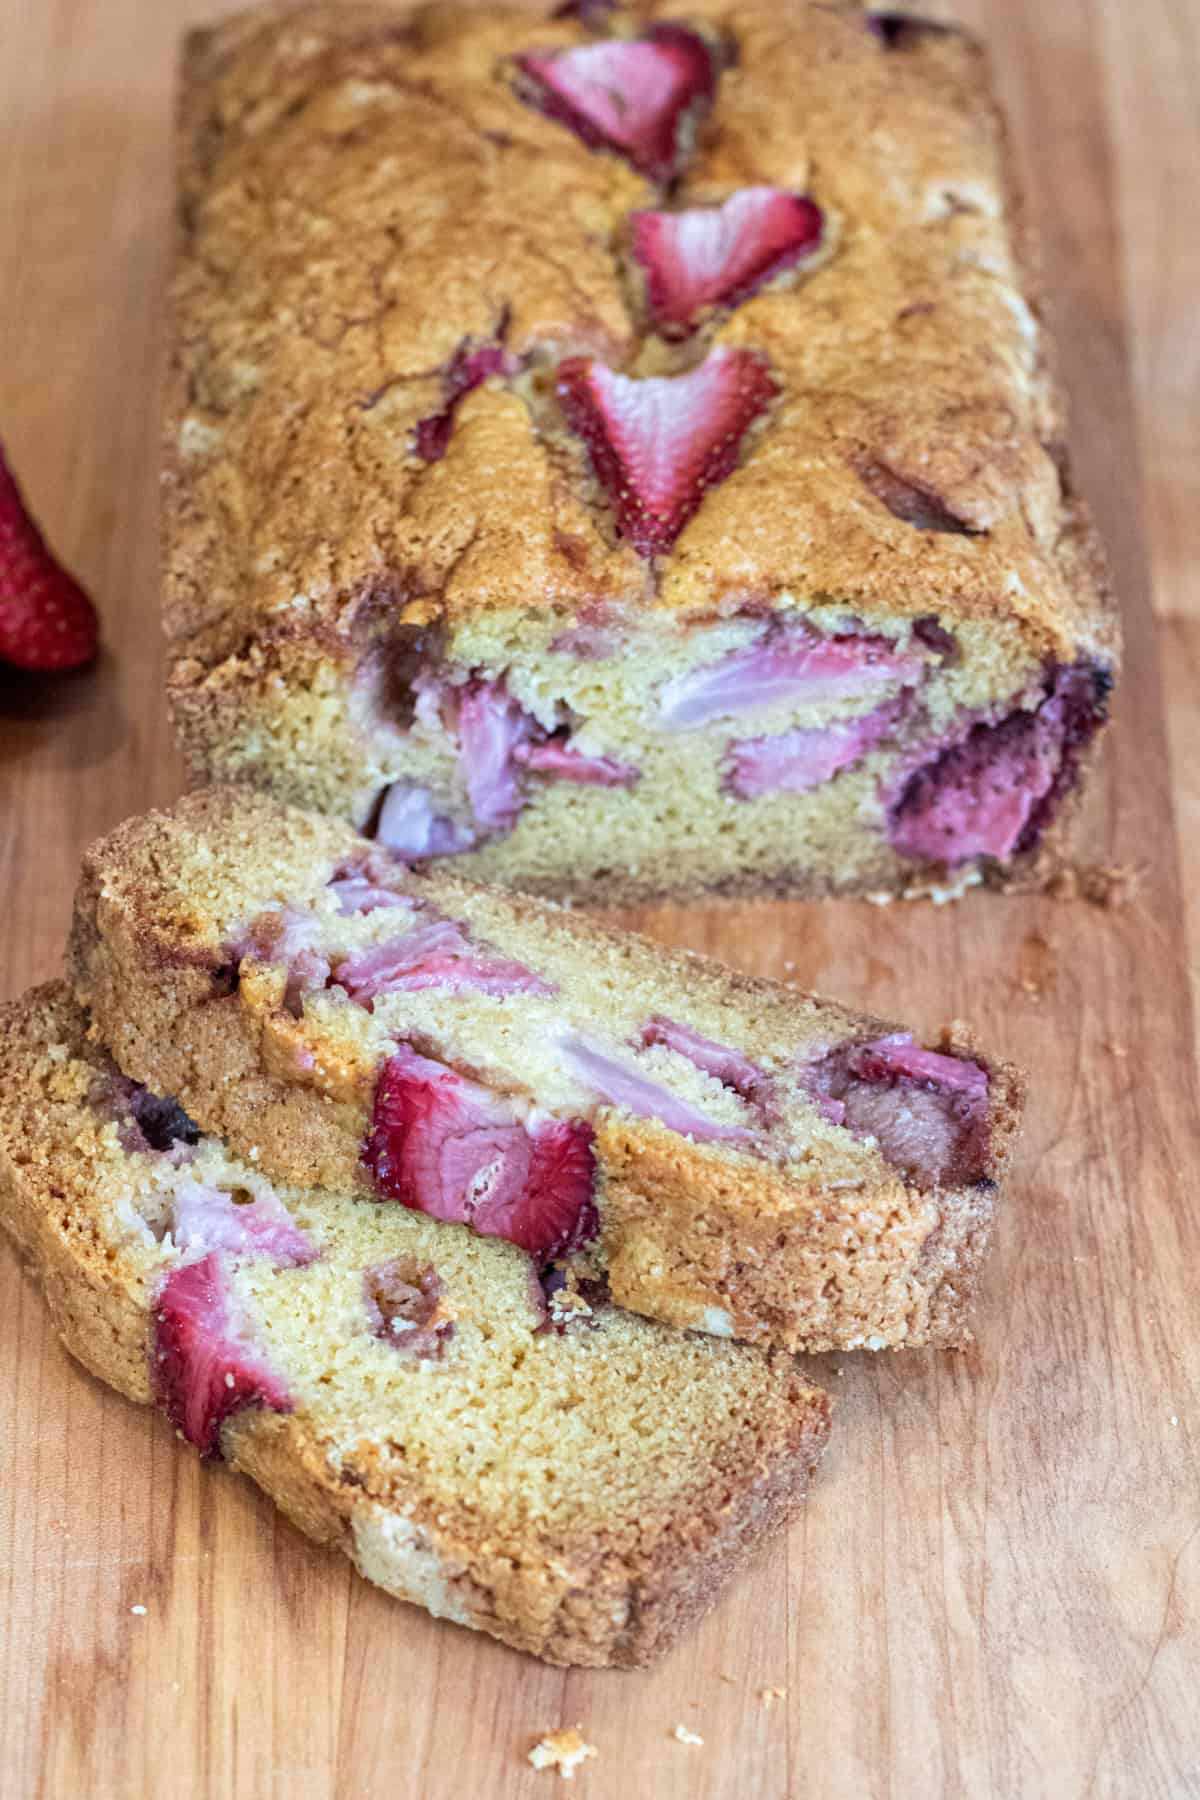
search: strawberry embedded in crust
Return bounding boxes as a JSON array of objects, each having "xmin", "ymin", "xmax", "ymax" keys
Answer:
[
  {"xmin": 867, "ymin": 12, "xmax": 958, "ymax": 49},
  {"xmin": 414, "ymin": 342, "xmax": 516, "ymax": 462},
  {"xmin": 853, "ymin": 454, "xmax": 978, "ymax": 534},
  {"xmin": 153, "ymin": 1254, "xmax": 291, "ymax": 1459},
  {"xmin": 0, "ymin": 444, "xmax": 99, "ymax": 673},
  {"xmin": 516, "ymin": 27, "xmax": 716, "ymax": 184},
  {"xmin": 633, "ymin": 189, "xmax": 823, "ymax": 334},
  {"xmin": 364, "ymin": 1046, "xmax": 598, "ymax": 1259},
  {"xmin": 557, "ymin": 347, "xmax": 775, "ymax": 556},
  {"xmin": 639, "ymin": 1016, "xmax": 775, "ymax": 1118}
]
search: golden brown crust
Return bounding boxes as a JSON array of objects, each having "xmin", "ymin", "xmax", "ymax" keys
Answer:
[
  {"xmin": 69, "ymin": 786, "xmax": 1026, "ymax": 1351},
  {"xmin": 164, "ymin": 0, "xmax": 1115, "ymax": 662},
  {"xmin": 0, "ymin": 982, "xmax": 831, "ymax": 1669}
]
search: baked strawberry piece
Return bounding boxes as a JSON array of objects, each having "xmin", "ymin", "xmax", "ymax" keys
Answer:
[
  {"xmin": 163, "ymin": 3, "xmax": 1119, "ymax": 904},
  {"xmin": 516, "ymin": 26, "xmax": 716, "ymax": 183},
  {"xmin": 0, "ymin": 983, "xmax": 831, "ymax": 1668},
  {"xmin": 632, "ymin": 190, "xmax": 824, "ymax": 334},
  {"xmin": 70, "ymin": 789, "xmax": 1026, "ymax": 1353}
]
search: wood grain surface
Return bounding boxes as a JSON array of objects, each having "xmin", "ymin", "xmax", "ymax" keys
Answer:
[{"xmin": 1, "ymin": 1, "xmax": 1198, "ymax": 1795}]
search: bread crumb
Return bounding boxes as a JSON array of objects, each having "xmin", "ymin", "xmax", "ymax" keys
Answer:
[
  {"xmin": 760, "ymin": 1685, "xmax": 787, "ymax": 1702},
  {"xmin": 673, "ymin": 1725, "xmax": 704, "ymax": 1746},
  {"xmin": 718, "ymin": 1672, "xmax": 736, "ymax": 1684},
  {"xmin": 528, "ymin": 1727, "xmax": 597, "ymax": 1779},
  {"xmin": 129, "ymin": 1604, "xmax": 147, "ymax": 1616},
  {"xmin": 1103, "ymin": 1040, "xmax": 1129, "ymax": 1059}
]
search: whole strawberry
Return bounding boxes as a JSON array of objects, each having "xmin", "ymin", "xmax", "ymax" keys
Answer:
[{"xmin": 0, "ymin": 443, "xmax": 99, "ymax": 672}]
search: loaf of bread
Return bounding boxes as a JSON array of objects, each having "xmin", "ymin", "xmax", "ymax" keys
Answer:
[
  {"xmin": 70, "ymin": 788, "xmax": 1024, "ymax": 1352},
  {"xmin": 163, "ymin": 0, "xmax": 1118, "ymax": 904},
  {"xmin": 0, "ymin": 983, "xmax": 831, "ymax": 1668}
]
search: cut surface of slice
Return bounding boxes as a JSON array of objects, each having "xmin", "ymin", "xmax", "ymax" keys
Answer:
[
  {"xmin": 69, "ymin": 789, "xmax": 1026, "ymax": 1353},
  {"xmin": 0, "ymin": 982, "xmax": 831, "ymax": 1669}
]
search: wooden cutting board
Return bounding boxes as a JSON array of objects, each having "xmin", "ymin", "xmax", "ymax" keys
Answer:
[{"xmin": 1, "ymin": 2, "xmax": 1197, "ymax": 1794}]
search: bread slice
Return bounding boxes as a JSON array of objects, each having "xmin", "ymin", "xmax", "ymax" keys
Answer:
[
  {"xmin": 164, "ymin": 1, "xmax": 1118, "ymax": 905},
  {"xmin": 69, "ymin": 788, "xmax": 1024, "ymax": 1352},
  {"xmin": 0, "ymin": 983, "xmax": 830, "ymax": 1668}
]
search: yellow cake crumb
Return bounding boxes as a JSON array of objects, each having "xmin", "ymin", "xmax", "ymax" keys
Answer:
[
  {"xmin": 528, "ymin": 1727, "xmax": 598, "ymax": 1779},
  {"xmin": 673, "ymin": 1724, "xmax": 704, "ymax": 1747}
]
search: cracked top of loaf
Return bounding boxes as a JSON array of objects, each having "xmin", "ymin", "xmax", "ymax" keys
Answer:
[{"xmin": 165, "ymin": 0, "xmax": 1116, "ymax": 684}]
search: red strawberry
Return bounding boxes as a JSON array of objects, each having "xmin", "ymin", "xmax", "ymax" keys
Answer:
[
  {"xmin": 0, "ymin": 445, "xmax": 98, "ymax": 673},
  {"xmin": 633, "ymin": 189, "xmax": 823, "ymax": 334},
  {"xmin": 153, "ymin": 1254, "xmax": 291, "ymax": 1458},
  {"xmin": 414, "ymin": 342, "xmax": 516, "ymax": 462},
  {"xmin": 474, "ymin": 1117, "xmax": 598, "ymax": 1257},
  {"xmin": 557, "ymin": 346, "xmax": 775, "ymax": 555},
  {"xmin": 853, "ymin": 454, "xmax": 977, "ymax": 534},
  {"xmin": 363, "ymin": 1260, "xmax": 455, "ymax": 1359},
  {"xmin": 516, "ymin": 26, "xmax": 716, "ymax": 184},
  {"xmin": 364, "ymin": 1047, "xmax": 599, "ymax": 1258}
]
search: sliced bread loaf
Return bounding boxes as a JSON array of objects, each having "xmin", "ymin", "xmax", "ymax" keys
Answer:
[
  {"xmin": 70, "ymin": 787, "xmax": 1024, "ymax": 1353},
  {"xmin": 0, "ymin": 983, "xmax": 830, "ymax": 1668}
]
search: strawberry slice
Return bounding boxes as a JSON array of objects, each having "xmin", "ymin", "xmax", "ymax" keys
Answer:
[
  {"xmin": 799, "ymin": 1034, "xmax": 990, "ymax": 1187},
  {"xmin": 639, "ymin": 1016, "xmax": 774, "ymax": 1116},
  {"xmin": 633, "ymin": 189, "xmax": 823, "ymax": 334},
  {"xmin": 514, "ymin": 736, "xmax": 640, "ymax": 787},
  {"xmin": 724, "ymin": 697, "xmax": 906, "ymax": 799},
  {"xmin": 334, "ymin": 915, "xmax": 555, "ymax": 1001},
  {"xmin": 559, "ymin": 1032, "xmax": 755, "ymax": 1143},
  {"xmin": 516, "ymin": 26, "xmax": 716, "ymax": 184},
  {"xmin": 153, "ymin": 1254, "xmax": 291, "ymax": 1458},
  {"xmin": 0, "ymin": 444, "xmax": 99, "ymax": 673},
  {"xmin": 170, "ymin": 1178, "xmax": 318, "ymax": 1268},
  {"xmin": 364, "ymin": 1046, "xmax": 598, "ymax": 1258},
  {"xmin": 557, "ymin": 347, "xmax": 775, "ymax": 555}
]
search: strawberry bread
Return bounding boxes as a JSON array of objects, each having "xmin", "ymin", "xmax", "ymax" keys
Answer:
[
  {"xmin": 164, "ymin": 0, "xmax": 1118, "ymax": 903},
  {"xmin": 69, "ymin": 788, "xmax": 1025, "ymax": 1352},
  {"xmin": 0, "ymin": 983, "xmax": 830, "ymax": 1667}
]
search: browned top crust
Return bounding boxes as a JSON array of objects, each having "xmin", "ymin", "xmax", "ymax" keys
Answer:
[{"xmin": 165, "ymin": 0, "xmax": 1116, "ymax": 690}]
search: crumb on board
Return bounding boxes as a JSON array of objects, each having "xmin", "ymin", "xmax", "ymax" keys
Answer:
[
  {"xmin": 673, "ymin": 1724, "xmax": 704, "ymax": 1747},
  {"xmin": 1103, "ymin": 1040, "xmax": 1129, "ymax": 1058},
  {"xmin": 129, "ymin": 1604, "xmax": 147, "ymax": 1616},
  {"xmin": 528, "ymin": 1727, "xmax": 597, "ymax": 1780},
  {"xmin": 760, "ymin": 1685, "xmax": 787, "ymax": 1702}
]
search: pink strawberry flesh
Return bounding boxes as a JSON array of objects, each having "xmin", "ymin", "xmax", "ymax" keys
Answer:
[
  {"xmin": 456, "ymin": 678, "xmax": 540, "ymax": 832},
  {"xmin": 334, "ymin": 915, "xmax": 555, "ymax": 1001},
  {"xmin": 415, "ymin": 342, "xmax": 515, "ymax": 462},
  {"xmin": 364, "ymin": 1045, "xmax": 598, "ymax": 1258},
  {"xmin": 887, "ymin": 661, "xmax": 1110, "ymax": 866},
  {"xmin": 363, "ymin": 1260, "xmax": 455, "ymax": 1359},
  {"xmin": 801, "ymin": 1032, "xmax": 990, "ymax": 1186},
  {"xmin": 153, "ymin": 1254, "xmax": 291, "ymax": 1458},
  {"xmin": 725, "ymin": 697, "xmax": 905, "ymax": 799},
  {"xmin": 170, "ymin": 1179, "xmax": 318, "ymax": 1268},
  {"xmin": 558, "ymin": 347, "xmax": 775, "ymax": 556},
  {"xmin": 0, "ymin": 445, "xmax": 99, "ymax": 673},
  {"xmin": 659, "ymin": 617, "xmax": 923, "ymax": 729},
  {"xmin": 515, "ymin": 736, "xmax": 641, "ymax": 787},
  {"xmin": 640, "ymin": 1016, "xmax": 774, "ymax": 1117},
  {"xmin": 633, "ymin": 188, "xmax": 823, "ymax": 333},
  {"xmin": 376, "ymin": 781, "xmax": 476, "ymax": 858},
  {"xmin": 516, "ymin": 26, "xmax": 716, "ymax": 184},
  {"xmin": 559, "ymin": 1032, "xmax": 755, "ymax": 1143}
]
